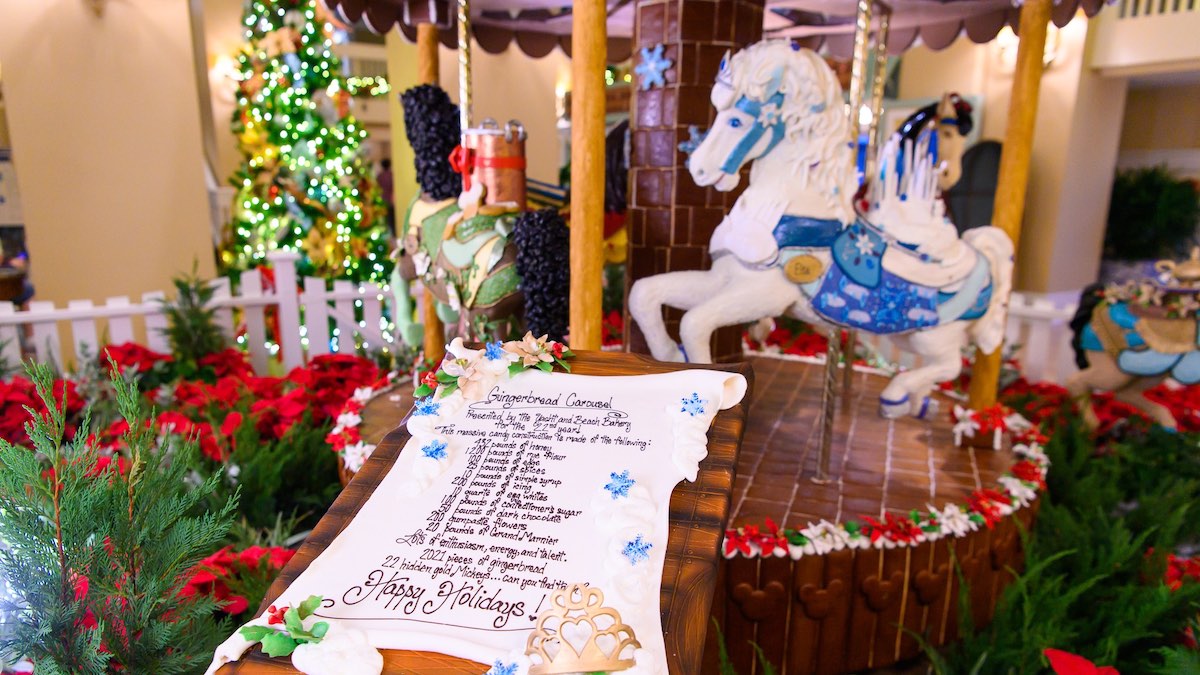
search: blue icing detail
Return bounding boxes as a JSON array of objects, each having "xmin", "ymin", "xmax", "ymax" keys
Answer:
[
  {"xmin": 680, "ymin": 392, "xmax": 706, "ymax": 416},
  {"xmin": 604, "ymin": 470, "xmax": 635, "ymax": 499},
  {"xmin": 772, "ymin": 216, "xmax": 844, "ymax": 249},
  {"xmin": 420, "ymin": 439, "xmax": 448, "ymax": 460},
  {"xmin": 813, "ymin": 265, "xmax": 940, "ymax": 334},
  {"xmin": 413, "ymin": 397, "xmax": 441, "ymax": 416},
  {"xmin": 1172, "ymin": 351, "xmax": 1200, "ymax": 385},
  {"xmin": 1107, "ymin": 302, "xmax": 1139, "ymax": 329},
  {"xmin": 1080, "ymin": 324, "xmax": 1104, "ymax": 352},
  {"xmin": 830, "ymin": 221, "xmax": 886, "ymax": 289},
  {"xmin": 485, "ymin": 341, "xmax": 506, "ymax": 360},
  {"xmin": 485, "ymin": 661, "xmax": 518, "ymax": 675},
  {"xmin": 937, "ymin": 280, "xmax": 993, "ymax": 321},
  {"xmin": 1117, "ymin": 349, "xmax": 1181, "ymax": 378},
  {"xmin": 622, "ymin": 535, "xmax": 652, "ymax": 565}
]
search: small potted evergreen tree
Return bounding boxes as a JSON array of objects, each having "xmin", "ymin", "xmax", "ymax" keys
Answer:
[{"xmin": 1100, "ymin": 165, "xmax": 1200, "ymax": 284}]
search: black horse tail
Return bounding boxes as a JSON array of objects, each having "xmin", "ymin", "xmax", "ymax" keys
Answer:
[
  {"xmin": 513, "ymin": 208, "xmax": 570, "ymax": 342},
  {"xmin": 1069, "ymin": 283, "xmax": 1106, "ymax": 370}
]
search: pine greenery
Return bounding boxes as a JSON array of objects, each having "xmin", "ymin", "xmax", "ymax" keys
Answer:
[
  {"xmin": 160, "ymin": 266, "xmax": 230, "ymax": 379},
  {"xmin": 0, "ymin": 363, "xmax": 238, "ymax": 673}
]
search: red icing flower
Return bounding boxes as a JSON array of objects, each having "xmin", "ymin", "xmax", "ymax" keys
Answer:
[{"xmin": 1010, "ymin": 459, "xmax": 1046, "ymax": 489}]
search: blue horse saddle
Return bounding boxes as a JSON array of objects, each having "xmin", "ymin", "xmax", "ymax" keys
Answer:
[{"xmin": 1081, "ymin": 301, "xmax": 1200, "ymax": 384}]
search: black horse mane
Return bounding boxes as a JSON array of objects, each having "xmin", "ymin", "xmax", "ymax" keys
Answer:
[
  {"xmin": 1069, "ymin": 283, "xmax": 1106, "ymax": 370},
  {"xmin": 400, "ymin": 85, "xmax": 461, "ymax": 201},
  {"xmin": 604, "ymin": 119, "xmax": 630, "ymax": 214},
  {"xmin": 898, "ymin": 93, "xmax": 974, "ymax": 145}
]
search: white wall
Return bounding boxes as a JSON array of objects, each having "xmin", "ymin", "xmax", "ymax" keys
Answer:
[{"xmin": 0, "ymin": 0, "xmax": 214, "ymax": 306}]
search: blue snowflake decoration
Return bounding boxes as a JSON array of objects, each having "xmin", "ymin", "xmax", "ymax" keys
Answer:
[
  {"xmin": 485, "ymin": 341, "xmax": 506, "ymax": 361},
  {"xmin": 622, "ymin": 535, "xmax": 652, "ymax": 565},
  {"xmin": 485, "ymin": 661, "xmax": 518, "ymax": 675},
  {"xmin": 420, "ymin": 439, "xmax": 448, "ymax": 461},
  {"xmin": 678, "ymin": 125, "xmax": 706, "ymax": 157},
  {"xmin": 680, "ymin": 392, "xmax": 706, "ymax": 417},
  {"xmin": 413, "ymin": 397, "xmax": 441, "ymax": 417},
  {"xmin": 635, "ymin": 44, "xmax": 672, "ymax": 91},
  {"xmin": 604, "ymin": 470, "xmax": 635, "ymax": 499}
]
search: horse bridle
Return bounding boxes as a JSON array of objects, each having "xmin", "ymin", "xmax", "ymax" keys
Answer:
[{"xmin": 718, "ymin": 92, "xmax": 788, "ymax": 175}]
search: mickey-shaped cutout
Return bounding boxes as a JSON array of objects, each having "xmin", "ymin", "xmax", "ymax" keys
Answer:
[
  {"xmin": 913, "ymin": 565, "xmax": 949, "ymax": 606},
  {"xmin": 796, "ymin": 579, "xmax": 845, "ymax": 620},
  {"xmin": 861, "ymin": 571, "xmax": 905, "ymax": 612},
  {"xmin": 990, "ymin": 533, "xmax": 1019, "ymax": 570},
  {"xmin": 731, "ymin": 581, "xmax": 786, "ymax": 622}
]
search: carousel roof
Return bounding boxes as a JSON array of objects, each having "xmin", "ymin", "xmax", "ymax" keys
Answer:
[{"xmin": 324, "ymin": 0, "xmax": 1109, "ymax": 60}]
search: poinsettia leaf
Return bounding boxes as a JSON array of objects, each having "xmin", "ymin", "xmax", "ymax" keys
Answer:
[
  {"xmin": 284, "ymin": 607, "xmax": 303, "ymax": 635},
  {"xmin": 508, "ymin": 363, "xmax": 525, "ymax": 376},
  {"xmin": 298, "ymin": 595, "xmax": 322, "ymax": 620},
  {"xmin": 239, "ymin": 625, "xmax": 273, "ymax": 642},
  {"xmin": 414, "ymin": 383, "xmax": 433, "ymax": 397},
  {"xmin": 536, "ymin": 361, "xmax": 554, "ymax": 372},
  {"xmin": 309, "ymin": 621, "xmax": 330, "ymax": 639},
  {"xmin": 438, "ymin": 382, "xmax": 459, "ymax": 398},
  {"xmin": 260, "ymin": 631, "xmax": 298, "ymax": 658},
  {"xmin": 435, "ymin": 370, "xmax": 456, "ymax": 383}
]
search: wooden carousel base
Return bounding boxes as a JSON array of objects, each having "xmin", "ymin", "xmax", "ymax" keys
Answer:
[
  {"xmin": 357, "ymin": 355, "xmax": 1036, "ymax": 674},
  {"xmin": 705, "ymin": 355, "xmax": 1035, "ymax": 675}
]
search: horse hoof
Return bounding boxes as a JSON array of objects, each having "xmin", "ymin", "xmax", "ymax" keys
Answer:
[
  {"xmin": 914, "ymin": 396, "xmax": 938, "ymax": 420},
  {"xmin": 879, "ymin": 394, "xmax": 910, "ymax": 419}
]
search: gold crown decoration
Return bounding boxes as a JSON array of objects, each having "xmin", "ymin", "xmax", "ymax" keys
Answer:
[{"xmin": 525, "ymin": 584, "xmax": 641, "ymax": 674}]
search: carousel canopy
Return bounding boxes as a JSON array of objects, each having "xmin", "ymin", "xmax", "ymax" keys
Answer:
[{"xmin": 323, "ymin": 0, "xmax": 1108, "ymax": 60}]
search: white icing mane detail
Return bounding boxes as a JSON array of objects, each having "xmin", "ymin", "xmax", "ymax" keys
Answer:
[
  {"xmin": 867, "ymin": 135, "xmax": 959, "ymax": 260},
  {"xmin": 717, "ymin": 40, "xmax": 855, "ymax": 221}
]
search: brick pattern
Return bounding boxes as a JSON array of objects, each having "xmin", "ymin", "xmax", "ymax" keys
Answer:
[{"xmin": 625, "ymin": 0, "xmax": 766, "ymax": 362}]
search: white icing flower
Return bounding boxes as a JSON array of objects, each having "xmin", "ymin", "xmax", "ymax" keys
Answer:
[
  {"xmin": 934, "ymin": 503, "xmax": 976, "ymax": 537},
  {"xmin": 399, "ymin": 435, "xmax": 454, "ymax": 497},
  {"xmin": 341, "ymin": 441, "xmax": 375, "ymax": 473},
  {"xmin": 999, "ymin": 475, "xmax": 1037, "ymax": 506},
  {"xmin": 407, "ymin": 391, "xmax": 465, "ymax": 436},
  {"xmin": 335, "ymin": 411, "xmax": 362, "ymax": 430},
  {"xmin": 290, "ymin": 624, "xmax": 382, "ymax": 675},
  {"xmin": 442, "ymin": 338, "xmax": 499, "ymax": 401},
  {"xmin": 1015, "ymin": 443, "xmax": 1049, "ymax": 465},
  {"xmin": 413, "ymin": 251, "xmax": 431, "ymax": 277}
]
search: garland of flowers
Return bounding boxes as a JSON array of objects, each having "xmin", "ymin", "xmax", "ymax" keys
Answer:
[
  {"xmin": 723, "ymin": 418, "xmax": 1050, "ymax": 560},
  {"xmin": 415, "ymin": 332, "xmax": 575, "ymax": 400},
  {"xmin": 325, "ymin": 372, "xmax": 408, "ymax": 473}
]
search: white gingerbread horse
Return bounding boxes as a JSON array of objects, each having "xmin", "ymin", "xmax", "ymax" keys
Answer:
[{"xmin": 628, "ymin": 40, "xmax": 1013, "ymax": 418}]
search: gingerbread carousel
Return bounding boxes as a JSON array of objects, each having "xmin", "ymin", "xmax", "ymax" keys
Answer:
[{"xmin": 209, "ymin": 0, "xmax": 1100, "ymax": 673}]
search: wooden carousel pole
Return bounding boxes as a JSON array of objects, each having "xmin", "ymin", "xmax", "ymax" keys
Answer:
[
  {"xmin": 966, "ymin": 0, "xmax": 1053, "ymax": 410},
  {"xmin": 817, "ymin": 0, "xmax": 873, "ymax": 482},
  {"xmin": 568, "ymin": 0, "xmax": 606, "ymax": 350},
  {"xmin": 417, "ymin": 21, "xmax": 446, "ymax": 364}
]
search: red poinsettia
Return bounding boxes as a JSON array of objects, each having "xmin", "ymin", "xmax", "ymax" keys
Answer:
[
  {"xmin": 1043, "ymin": 649, "xmax": 1119, "ymax": 675},
  {"xmin": 198, "ymin": 348, "xmax": 255, "ymax": 379},
  {"xmin": 179, "ymin": 545, "xmax": 295, "ymax": 617},
  {"xmin": 102, "ymin": 342, "xmax": 173, "ymax": 374}
]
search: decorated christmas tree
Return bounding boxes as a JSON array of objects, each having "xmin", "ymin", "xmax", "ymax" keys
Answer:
[{"xmin": 220, "ymin": 0, "xmax": 392, "ymax": 284}]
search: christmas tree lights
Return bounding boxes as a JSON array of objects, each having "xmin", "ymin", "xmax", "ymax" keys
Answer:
[{"xmin": 220, "ymin": 0, "xmax": 392, "ymax": 284}]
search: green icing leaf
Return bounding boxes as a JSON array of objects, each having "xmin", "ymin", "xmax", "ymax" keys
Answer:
[
  {"xmin": 283, "ymin": 607, "xmax": 304, "ymax": 635},
  {"xmin": 238, "ymin": 625, "xmax": 273, "ymax": 642},
  {"xmin": 261, "ymin": 631, "xmax": 299, "ymax": 658},
  {"xmin": 298, "ymin": 595, "xmax": 322, "ymax": 620},
  {"xmin": 309, "ymin": 621, "xmax": 330, "ymax": 639}
]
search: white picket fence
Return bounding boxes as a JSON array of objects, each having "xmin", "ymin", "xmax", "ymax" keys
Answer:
[
  {"xmin": 0, "ymin": 251, "xmax": 392, "ymax": 374},
  {"xmin": 857, "ymin": 290, "xmax": 1081, "ymax": 384},
  {"xmin": 0, "ymin": 253, "xmax": 1085, "ymax": 385}
]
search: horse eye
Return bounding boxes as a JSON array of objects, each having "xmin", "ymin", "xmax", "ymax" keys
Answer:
[{"xmin": 728, "ymin": 118, "xmax": 743, "ymax": 128}]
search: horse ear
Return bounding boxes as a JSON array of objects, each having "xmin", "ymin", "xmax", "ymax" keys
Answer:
[{"xmin": 937, "ymin": 93, "xmax": 956, "ymax": 120}]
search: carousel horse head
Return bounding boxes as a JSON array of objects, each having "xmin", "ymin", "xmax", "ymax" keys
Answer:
[
  {"xmin": 897, "ymin": 92, "xmax": 973, "ymax": 192},
  {"xmin": 688, "ymin": 40, "xmax": 848, "ymax": 192},
  {"xmin": 400, "ymin": 84, "xmax": 461, "ymax": 200}
]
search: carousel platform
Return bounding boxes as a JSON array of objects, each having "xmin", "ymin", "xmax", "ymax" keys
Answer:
[{"xmin": 357, "ymin": 354, "xmax": 1036, "ymax": 674}]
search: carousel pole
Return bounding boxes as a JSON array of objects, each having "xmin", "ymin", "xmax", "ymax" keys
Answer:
[
  {"xmin": 816, "ymin": 0, "xmax": 872, "ymax": 482},
  {"xmin": 966, "ymin": 0, "xmax": 1053, "ymax": 411},
  {"xmin": 864, "ymin": 9, "xmax": 891, "ymax": 175},
  {"xmin": 417, "ymin": 21, "xmax": 445, "ymax": 364},
  {"xmin": 568, "ymin": 0, "xmax": 606, "ymax": 350},
  {"xmin": 456, "ymin": 0, "xmax": 473, "ymax": 131}
]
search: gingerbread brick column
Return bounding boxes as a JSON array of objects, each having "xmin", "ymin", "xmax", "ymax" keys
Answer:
[{"xmin": 625, "ymin": 0, "xmax": 766, "ymax": 362}]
